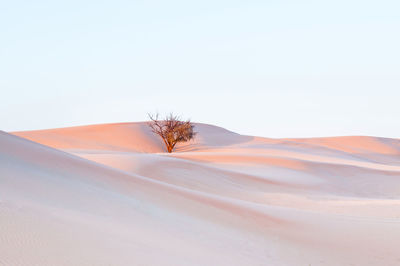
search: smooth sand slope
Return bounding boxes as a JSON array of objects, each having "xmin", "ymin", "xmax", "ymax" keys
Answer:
[{"xmin": 2, "ymin": 122, "xmax": 400, "ymax": 266}]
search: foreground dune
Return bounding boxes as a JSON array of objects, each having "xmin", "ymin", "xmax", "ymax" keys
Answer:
[{"xmin": 2, "ymin": 122, "xmax": 400, "ymax": 266}]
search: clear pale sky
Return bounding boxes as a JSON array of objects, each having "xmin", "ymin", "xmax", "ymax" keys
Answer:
[{"xmin": 1, "ymin": 0, "xmax": 399, "ymax": 138}]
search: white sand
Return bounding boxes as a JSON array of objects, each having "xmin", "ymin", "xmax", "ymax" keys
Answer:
[{"xmin": 2, "ymin": 122, "xmax": 400, "ymax": 266}]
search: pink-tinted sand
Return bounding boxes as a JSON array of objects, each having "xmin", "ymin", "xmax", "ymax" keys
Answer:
[{"xmin": 2, "ymin": 122, "xmax": 400, "ymax": 265}]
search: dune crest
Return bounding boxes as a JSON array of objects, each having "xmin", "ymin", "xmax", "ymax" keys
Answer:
[{"xmin": 2, "ymin": 123, "xmax": 400, "ymax": 266}]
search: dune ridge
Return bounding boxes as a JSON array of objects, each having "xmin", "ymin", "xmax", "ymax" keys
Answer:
[{"xmin": 2, "ymin": 122, "xmax": 400, "ymax": 266}]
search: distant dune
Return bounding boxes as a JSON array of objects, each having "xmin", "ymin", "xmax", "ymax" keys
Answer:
[
  {"xmin": 12, "ymin": 122, "xmax": 252, "ymax": 153},
  {"xmin": 2, "ymin": 122, "xmax": 400, "ymax": 266}
]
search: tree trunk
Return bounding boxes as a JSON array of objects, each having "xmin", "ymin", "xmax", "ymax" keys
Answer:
[{"xmin": 167, "ymin": 146, "xmax": 172, "ymax": 153}]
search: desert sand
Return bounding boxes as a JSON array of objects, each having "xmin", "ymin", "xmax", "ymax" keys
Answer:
[{"xmin": 1, "ymin": 122, "xmax": 400, "ymax": 266}]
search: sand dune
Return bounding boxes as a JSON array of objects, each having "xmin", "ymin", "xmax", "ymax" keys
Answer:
[
  {"xmin": 12, "ymin": 122, "xmax": 250, "ymax": 153},
  {"xmin": 2, "ymin": 123, "xmax": 400, "ymax": 266}
]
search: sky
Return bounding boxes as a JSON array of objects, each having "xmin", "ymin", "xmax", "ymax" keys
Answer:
[{"xmin": 1, "ymin": 0, "xmax": 399, "ymax": 138}]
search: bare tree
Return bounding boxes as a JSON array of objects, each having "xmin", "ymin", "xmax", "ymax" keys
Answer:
[{"xmin": 148, "ymin": 113, "xmax": 196, "ymax": 153}]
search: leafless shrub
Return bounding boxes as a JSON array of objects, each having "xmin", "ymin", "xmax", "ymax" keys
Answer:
[{"xmin": 148, "ymin": 113, "xmax": 196, "ymax": 153}]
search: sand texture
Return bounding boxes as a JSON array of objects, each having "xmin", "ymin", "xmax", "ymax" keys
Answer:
[{"xmin": 1, "ymin": 122, "xmax": 400, "ymax": 266}]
